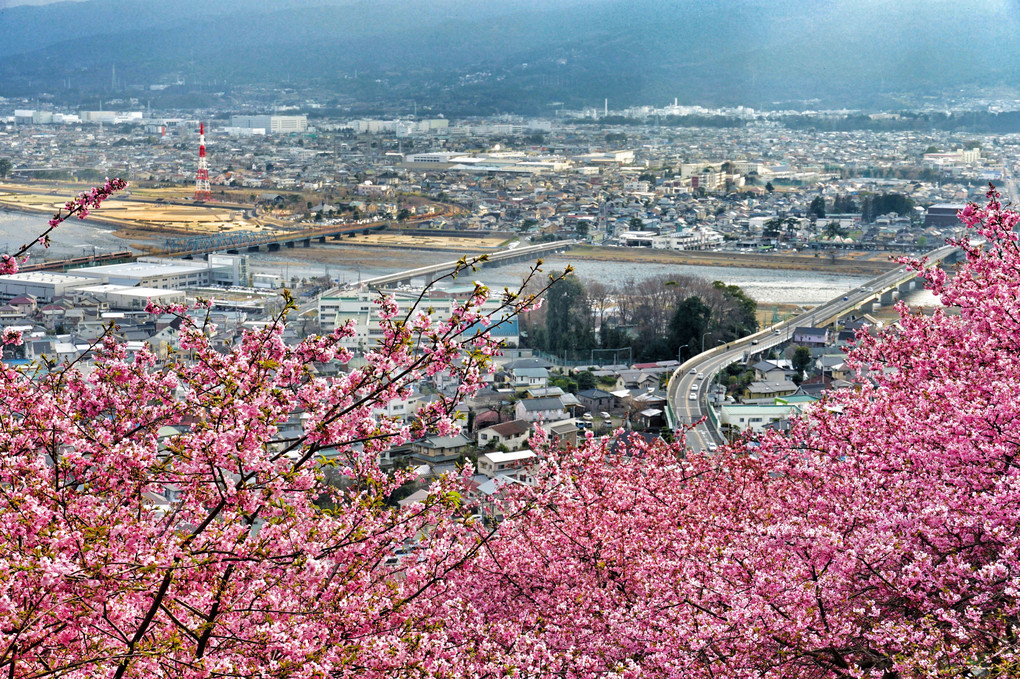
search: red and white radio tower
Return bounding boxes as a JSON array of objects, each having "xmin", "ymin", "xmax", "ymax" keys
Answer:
[{"xmin": 194, "ymin": 121, "xmax": 212, "ymax": 201}]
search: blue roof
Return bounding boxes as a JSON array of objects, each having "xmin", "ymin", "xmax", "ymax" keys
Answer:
[{"xmin": 489, "ymin": 316, "xmax": 519, "ymax": 337}]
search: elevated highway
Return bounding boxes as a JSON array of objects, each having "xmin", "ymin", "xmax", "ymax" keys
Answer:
[{"xmin": 667, "ymin": 244, "xmax": 963, "ymax": 453}]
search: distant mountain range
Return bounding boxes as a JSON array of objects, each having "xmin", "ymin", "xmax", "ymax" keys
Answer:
[{"xmin": 2, "ymin": 0, "xmax": 1019, "ymax": 113}]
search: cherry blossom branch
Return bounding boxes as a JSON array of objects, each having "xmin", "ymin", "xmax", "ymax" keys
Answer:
[{"xmin": 0, "ymin": 178, "xmax": 127, "ymax": 275}]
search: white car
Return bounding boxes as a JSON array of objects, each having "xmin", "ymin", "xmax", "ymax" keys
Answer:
[
  {"xmin": 696, "ymin": 373, "xmax": 704, "ymax": 379},
  {"xmin": 688, "ymin": 393, "xmax": 697, "ymax": 401}
]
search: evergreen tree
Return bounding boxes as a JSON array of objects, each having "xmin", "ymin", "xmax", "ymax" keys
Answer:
[
  {"xmin": 809, "ymin": 195, "xmax": 826, "ymax": 219},
  {"xmin": 669, "ymin": 296, "xmax": 712, "ymax": 358}
]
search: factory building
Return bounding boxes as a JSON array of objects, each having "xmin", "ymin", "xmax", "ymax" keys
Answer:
[
  {"xmin": 63, "ymin": 260, "xmax": 216, "ymax": 288},
  {"xmin": 0, "ymin": 272, "xmax": 94, "ymax": 303},
  {"xmin": 73, "ymin": 285, "xmax": 186, "ymax": 311},
  {"xmin": 0, "ymin": 256, "xmax": 249, "ymax": 303},
  {"xmin": 229, "ymin": 115, "xmax": 308, "ymax": 134}
]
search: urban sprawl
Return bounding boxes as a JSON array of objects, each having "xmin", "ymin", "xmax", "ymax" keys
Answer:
[{"xmin": 0, "ymin": 98, "xmax": 1009, "ymax": 497}]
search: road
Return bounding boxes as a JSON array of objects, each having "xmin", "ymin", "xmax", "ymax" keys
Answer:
[{"xmin": 668, "ymin": 245, "xmax": 960, "ymax": 453}]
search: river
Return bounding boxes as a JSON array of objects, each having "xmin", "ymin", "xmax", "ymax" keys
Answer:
[
  {"xmin": 0, "ymin": 211, "xmax": 940, "ymax": 307},
  {"xmin": 0, "ymin": 209, "xmax": 141, "ymax": 259}
]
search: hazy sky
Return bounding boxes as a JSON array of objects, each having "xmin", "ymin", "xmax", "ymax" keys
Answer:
[{"xmin": 1, "ymin": 0, "xmax": 85, "ymax": 5}]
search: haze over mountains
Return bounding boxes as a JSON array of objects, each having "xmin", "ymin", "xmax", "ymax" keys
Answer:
[{"xmin": 2, "ymin": 0, "xmax": 1019, "ymax": 113}]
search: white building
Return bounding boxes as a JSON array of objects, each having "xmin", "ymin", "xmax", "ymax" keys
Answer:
[
  {"xmin": 75, "ymin": 285, "xmax": 186, "ymax": 310},
  {"xmin": 922, "ymin": 148, "xmax": 981, "ymax": 166},
  {"xmin": 0, "ymin": 272, "xmax": 94, "ymax": 303},
  {"xmin": 318, "ymin": 288, "xmax": 514, "ymax": 348},
  {"xmin": 402, "ymin": 152, "xmax": 464, "ymax": 168},
  {"xmin": 477, "ymin": 450, "xmax": 537, "ymax": 479},
  {"xmin": 207, "ymin": 254, "xmax": 249, "ymax": 287},
  {"xmin": 574, "ymin": 150, "xmax": 635, "ymax": 164},
  {"xmin": 229, "ymin": 115, "xmax": 308, "ymax": 134},
  {"xmin": 64, "ymin": 256, "xmax": 248, "ymax": 289},
  {"xmin": 718, "ymin": 402, "xmax": 808, "ymax": 434},
  {"xmin": 355, "ymin": 181, "xmax": 392, "ymax": 197},
  {"xmin": 66, "ymin": 260, "xmax": 213, "ymax": 288}
]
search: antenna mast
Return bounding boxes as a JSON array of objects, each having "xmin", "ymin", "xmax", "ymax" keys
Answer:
[{"xmin": 194, "ymin": 122, "xmax": 212, "ymax": 201}]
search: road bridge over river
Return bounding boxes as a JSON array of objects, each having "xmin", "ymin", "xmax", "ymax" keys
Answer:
[
  {"xmin": 666, "ymin": 244, "xmax": 964, "ymax": 454},
  {"xmin": 355, "ymin": 240, "xmax": 574, "ymax": 289},
  {"xmin": 299, "ymin": 240, "xmax": 573, "ymax": 319}
]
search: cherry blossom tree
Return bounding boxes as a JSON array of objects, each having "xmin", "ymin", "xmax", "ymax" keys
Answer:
[
  {"xmin": 0, "ymin": 181, "xmax": 562, "ymax": 677},
  {"xmin": 7, "ymin": 181, "xmax": 1020, "ymax": 679},
  {"xmin": 419, "ymin": 188, "xmax": 1020, "ymax": 678}
]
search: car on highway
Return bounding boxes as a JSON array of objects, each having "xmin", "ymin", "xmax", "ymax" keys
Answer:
[
  {"xmin": 843, "ymin": 296, "xmax": 849, "ymax": 301},
  {"xmin": 688, "ymin": 393, "xmax": 697, "ymax": 400},
  {"xmin": 696, "ymin": 373, "xmax": 704, "ymax": 379},
  {"xmin": 689, "ymin": 368, "xmax": 697, "ymax": 374}
]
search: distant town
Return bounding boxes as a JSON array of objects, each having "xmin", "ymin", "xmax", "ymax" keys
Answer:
[{"xmin": 0, "ymin": 98, "xmax": 1007, "ymax": 472}]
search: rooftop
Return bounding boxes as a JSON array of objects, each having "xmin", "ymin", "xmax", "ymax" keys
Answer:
[
  {"xmin": 481, "ymin": 450, "xmax": 536, "ymax": 464},
  {"xmin": 68, "ymin": 260, "xmax": 211, "ymax": 278}
]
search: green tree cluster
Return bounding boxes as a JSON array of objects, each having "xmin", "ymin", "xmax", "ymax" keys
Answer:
[
  {"xmin": 710, "ymin": 281, "xmax": 758, "ymax": 340},
  {"xmin": 809, "ymin": 196, "xmax": 826, "ymax": 219},
  {"xmin": 831, "ymin": 194, "xmax": 858, "ymax": 214},
  {"xmin": 523, "ymin": 275, "xmax": 758, "ymax": 363},
  {"xmin": 860, "ymin": 192, "xmax": 914, "ymax": 223},
  {"xmin": 531, "ymin": 275, "xmax": 594, "ymax": 355},
  {"xmin": 823, "ymin": 220, "xmax": 849, "ymax": 239},
  {"xmin": 576, "ymin": 370, "xmax": 597, "ymax": 391},
  {"xmin": 668, "ymin": 297, "xmax": 711, "ymax": 359},
  {"xmin": 763, "ymin": 216, "xmax": 797, "ymax": 240},
  {"xmin": 792, "ymin": 345, "xmax": 812, "ymax": 377}
]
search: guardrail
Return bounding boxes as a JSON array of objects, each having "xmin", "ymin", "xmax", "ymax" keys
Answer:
[
  {"xmin": 706, "ymin": 402, "xmax": 720, "ymax": 428},
  {"xmin": 664, "ymin": 403, "xmax": 677, "ymax": 431}
]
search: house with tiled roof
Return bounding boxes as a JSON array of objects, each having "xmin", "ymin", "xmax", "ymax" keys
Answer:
[
  {"xmin": 477, "ymin": 449, "xmax": 537, "ymax": 479},
  {"xmin": 411, "ymin": 433, "xmax": 473, "ymax": 459},
  {"xmin": 577, "ymin": 388, "xmax": 614, "ymax": 413},
  {"xmin": 476, "ymin": 419, "xmax": 531, "ymax": 451},
  {"xmin": 792, "ymin": 327, "xmax": 830, "ymax": 346},
  {"xmin": 743, "ymin": 380, "xmax": 799, "ymax": 402},
  {"xmin": 515, "ymin": 397, "xmax": 567, "ymax": 423}
]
